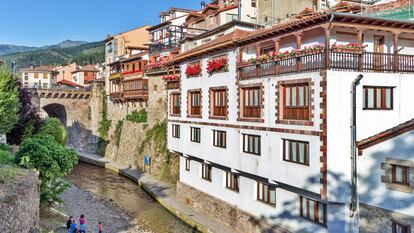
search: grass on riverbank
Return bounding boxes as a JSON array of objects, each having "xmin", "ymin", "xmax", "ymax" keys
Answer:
[{"xmin": 0, "ymin": 144, "xmax": 22, "ymax": 183}]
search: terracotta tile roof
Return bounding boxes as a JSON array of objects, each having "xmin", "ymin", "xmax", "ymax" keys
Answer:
[
  {"xmin": 20, "ymin": 65, "xmax": 57, "ymax": 73},
  {"xmin": 168, "ymin": 29, "xmax": 251, "ymax": 64},
  {"xmin": 57, "ymin": 79, "xmax": 84, "ymax": 88},
  {"xmin": 78, "ymin": 65, "xmax": 99, "ymax": 72},
  {"xmin": 367, "ymin": 0, "xmax": 410, "ymax": 12},
  {"xmin": 358, "ymin": 118, "xmax": 414, "ymax": 150},
  {"xmin": 239, "ymin": 12, "xmax": 330, "ymax": 43}
]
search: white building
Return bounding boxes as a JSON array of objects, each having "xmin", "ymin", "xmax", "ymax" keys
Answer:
[
  {"xmin": 166, "ymin": 11, "xmax": 414, "ymax": 233},
  {"xmin": 20, "ymin": 66, "xmax": 58, "ymax": 89}
]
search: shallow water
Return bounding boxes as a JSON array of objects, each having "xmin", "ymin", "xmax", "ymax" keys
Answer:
[{"xmin": 66, "ymin": 163, "xmax": 196, "ymax": 233}]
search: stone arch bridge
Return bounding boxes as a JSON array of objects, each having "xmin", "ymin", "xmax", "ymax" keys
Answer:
[{"xmin": 29, "ymin": 87, "xmax": 103, "ymax": 152}]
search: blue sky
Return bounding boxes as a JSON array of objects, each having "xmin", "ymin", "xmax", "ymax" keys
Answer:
[{"xmin": 0, "ymin": 0, "xmax": 201, "ymax": 46}]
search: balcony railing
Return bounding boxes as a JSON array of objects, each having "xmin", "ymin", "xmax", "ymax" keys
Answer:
[
  {"xmin": 110, "ymin": 92, "xmax": 123, "ymax": 100},
  {"xmin": 238, "ymin": 50, "xmax": 414, "ymax": 80},
  {"xmin": 123, "ymin": 89, "xmax": 148, "ymax": 100},
  {"xmin": 166, "ymin": 80, "xmax": 179, "ymax": 90}
]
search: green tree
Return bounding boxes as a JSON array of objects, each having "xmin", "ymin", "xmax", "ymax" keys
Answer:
[
  {"xmin": 0, "ymin": 65, "xmax": 20, "ymax": 134},
  {"xmin": 16, "ymin": 134, "xmax": 77, "ymax": 205},
  {"xmin": 37, "ymin": 118, "xmax": 67, "ymax": 145}
]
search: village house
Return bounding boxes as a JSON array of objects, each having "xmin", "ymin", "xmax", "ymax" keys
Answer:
[
  {"xmin": 19, "ymin": 66, "xmax": 58, "ymax": 89},
  {"xmin": 166, "ymin": 7, "xmax": 414, "ymax": 233}
]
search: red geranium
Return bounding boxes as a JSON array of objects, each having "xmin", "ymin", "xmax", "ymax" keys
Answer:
[
  {"xmin": 162, "ymin": 74, "xmax": 179, "ymax": 81},
  {"xmin": 185, "ymin": 63, "xmax": 202, "ymax": 77},
  {"xmin": 206, "ymin": 57, "xmax": 228, "ymax": 75}
]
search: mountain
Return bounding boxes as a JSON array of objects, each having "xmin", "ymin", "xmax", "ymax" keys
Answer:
[
  {"xmin": 51, "ymin": 40, "xmax": 88, "ymax": 49},
  {"xmin": 0, "ymin": 44, "xmax": 38, "ymax": 56},
  {"xmin": 0, "ymin": 41, "xmax": 105, "ymax": 69},
  {"xmin": 0, "ymin": 40, "xmax": 89, "ymax": 56}
]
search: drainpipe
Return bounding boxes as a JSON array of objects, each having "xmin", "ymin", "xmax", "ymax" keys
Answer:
[
  {"xmin": 350, "ymin": 74, "xmax": 363, "ymax": 218},
  {"xmin": 238, "ymin": 0, "xmax": 241, "ymax": 21}
]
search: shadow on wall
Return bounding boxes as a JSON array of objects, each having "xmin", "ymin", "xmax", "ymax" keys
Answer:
[
  {"xmin": 248, "ymin": 133, "xmax": 414, "ymax": 233},
  {"xmin": 42, "ymin": 103, "xmax": 102, "ymax": 153}
]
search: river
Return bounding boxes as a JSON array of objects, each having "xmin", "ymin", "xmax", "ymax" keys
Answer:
[{"xmin": 65, "ymin": 162, "xmax": 196, "ymax": 233}]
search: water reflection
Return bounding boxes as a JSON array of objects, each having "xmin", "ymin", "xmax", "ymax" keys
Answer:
[{"xmin": 66, "ymin": 163, "xmax": 196, "ymax": 233}]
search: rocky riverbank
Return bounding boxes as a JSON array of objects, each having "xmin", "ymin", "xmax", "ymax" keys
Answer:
[{"xmin": 43, "ymin": 185, "xmax": 150, "ymax": 233}]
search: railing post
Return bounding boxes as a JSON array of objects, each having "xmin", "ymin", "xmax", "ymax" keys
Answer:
[
  {"xmin": 275, "ymin": 61, "xmax": 279, "ymax": 76},
  {"xmin": 358, "ymin": 53, "xmax": 363, "ymax": 72},
  {"xmin": 393, "ymin": 32, "xmax": 400, "ymax": 73},
  {"xmin": 324, "ymin": 28, "xmax": 331, "ymax": 69}
]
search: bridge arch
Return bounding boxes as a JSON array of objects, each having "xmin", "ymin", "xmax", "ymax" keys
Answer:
[{"xmin": 42, "ymin": 103, "xmax": 68, "ymax": 126}]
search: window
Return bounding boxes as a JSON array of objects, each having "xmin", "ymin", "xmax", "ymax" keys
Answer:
[
  {"xmin": 212, "ymin": 89, "xmax": 227, "ymax": 117},
  {"xmin": 363, "ymin": 86, "xmax": 393, "ymax": 110},
  {"xmin": 171, "ymin": 93, "xmax": 181, "ymax": 115},
  {"xmin": 42, "ymin": 83, "xmax": 48, "ymax": 89},
  {"xmin": 257, "ymin": 182, "xmax": 276, "ymax": 206},
  {"xmin": 209, "ymin": 16, "xmax": 214, "ymax": 25},
  {"xmin": 392, "ymin": 165, "xmax": 410, "ymax": 186},
  {"xmin": 189, "ymin": 91, "xmax": 201, "ymax": 116},
  {"xmin": 43, "ymin": 73, "xmax": 48, "ymax": 79},
  {"xmin": 251, "ymin": 0, "xmax": 257, "ymax": 7},
  {"xmin": 242, "ymin": 86, "xmax": 261, "ymax": 118},
  {"xmin": 201, "ymin": 163, "xmax": 212, "ymax": 181},
  {"xmin": 34, "ymin": 73, "xmax": 39, "ymax": 79},
  {"xmin": 243, "ymin": 134, "xmax": 261, "ymax": 155},
  {"xmin": 24, "ymin": 73, "xmax": 28, "ymax": 80},
  {"xmin": 24, "ymin": 82, "xmax": 28, "ymax": 87},
  {"xmin": 300, "ymin": 196, "xmax": 326, "ymax": 225},
  {"xmin": 226, "ymin": 172, "xmax": 239, "ymax": 192},
  {"xmin": 213, "ymin": 130, "xmax": 226, "ymax": 148},
  {"xmin": 190, "ymin": 127, "xmax": 201, "ymax": 143},
  {"xmin": 282, "ymin": 83, "xmax": 309, "ymax": 120},
  {"xmin": 226, "ymin": 13, "xmax": 238, "ymax": 23},
  {"xmin": 185, "ymin": 158, "xmax": 190, "ymax": 171},
  {"xmin": 392, "ymin": 221, "xmax": 410, "ymax": 233},
  {"xmin": 154, "ymin": 85, "xmax": 158, "ymax": 91},
  {"xmin": 172, "ymin": 124, "xmax": 180, "ymax": 138},
  {"xmin": 283, "ymin": 139, "xmax": 309, "ymax": 165}
]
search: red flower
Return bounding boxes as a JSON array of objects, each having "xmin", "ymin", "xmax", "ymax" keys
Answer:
[
  {"xmin": 206, "ymin": 57, "xmax": 228, "ymax": 75},
  {"xmin": 185, "ymin": 63, "xmax": 202, "ymax": 76}
]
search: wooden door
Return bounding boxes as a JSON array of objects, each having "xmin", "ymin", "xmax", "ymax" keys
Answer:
[{"xmin": 373, "ymin": 35, "xmax": 385, "ymax": 71}]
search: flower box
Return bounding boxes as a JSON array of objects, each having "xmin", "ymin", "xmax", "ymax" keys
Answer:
[
  {"xmin": 185, "ymin": 63, "xmax": 202, "ymax": 77},
  {"xmin": 207, "ymin": 57, "xmax": 228, "ymax": 75},
  {"xmin": 162, "ymin": 74, "xmax": 179, "ymax": 81},
  {"xmin": 331, "ymin": 43, "xmax": 366, "ymax": 54}
]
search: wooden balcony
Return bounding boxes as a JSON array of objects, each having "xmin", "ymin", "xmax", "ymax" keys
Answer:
[
  {"xmin": 123, "ymin": 89, "xmax": 148, "ymax": 101},
  {"xmin": 110, "ymin": 92, "xmax": 123, "ymax": 101},
  {"xmin": 166, "ymin": 80, "xmax": 180, "ymax": 90},
  {"xmin": 238, "ymin": 50, "xmax": 414, "ymax": 80}
]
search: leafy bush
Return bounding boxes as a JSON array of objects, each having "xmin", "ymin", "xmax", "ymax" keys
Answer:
[
  {"xmin": 98, "ymin": 118, "xmax": 111, "ymax": 139},
  {"xmin": 16, "ymin": 135, "xmax": 78, "ymax": 205},
  {"xmin": 0, "ymin": 65, "xmax": 20, "ymax": 134},
  {"xmin": 37, "ymin": 118, "xmax": 67, "ymax": 145},
  {"xmin": 0, "ymin": 146, "xmax": 13, "ymax": 164},
  {"xmin": 113, "ymin": 120, "xmax": 123, "ymax": 148},
  {"xmin": 126, "ymin": 109, "xmax": 147, "ymax": 123}
]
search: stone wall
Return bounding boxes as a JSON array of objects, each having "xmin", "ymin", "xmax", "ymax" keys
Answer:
[
  {"xmin": 147, "ymin": 75, "xmax": 167, "ymax": 127},
  {"xmin": 359, "ymin": 203, "xmax": 414, "ymax": 233},
  {"xmin": 104, "ymin": 120, "xmax": 147, "ymax": 167},
  {"xmin": 0, "ymin": 169, "xmax": 40, "ymax": 233},
  {"xmin": 176, "ymin": 181, "xmax": 287, "ymax": 233},
  {"xmin": 101, "ymin": 75, "xmax": 179, "ymax": 183}
]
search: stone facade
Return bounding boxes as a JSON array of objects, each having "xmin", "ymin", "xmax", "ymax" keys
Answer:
[
  {"xmin": 176, "ymin": 181, "xmax": 288, "ymax": 233},
  {"xmin": 0, "ymin": 169, "xmax": 40, "ymax": 233},
  {"xmin": 359, "ymin": 203, "xmax": 414, "ymax": 233},
  {"xmin": 147, "ymin": 75, "xmax": 167, "ymax": 127},
  {"xmin": 104, "ymin": 120, "xmax": 147, "ymax": 167}
]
